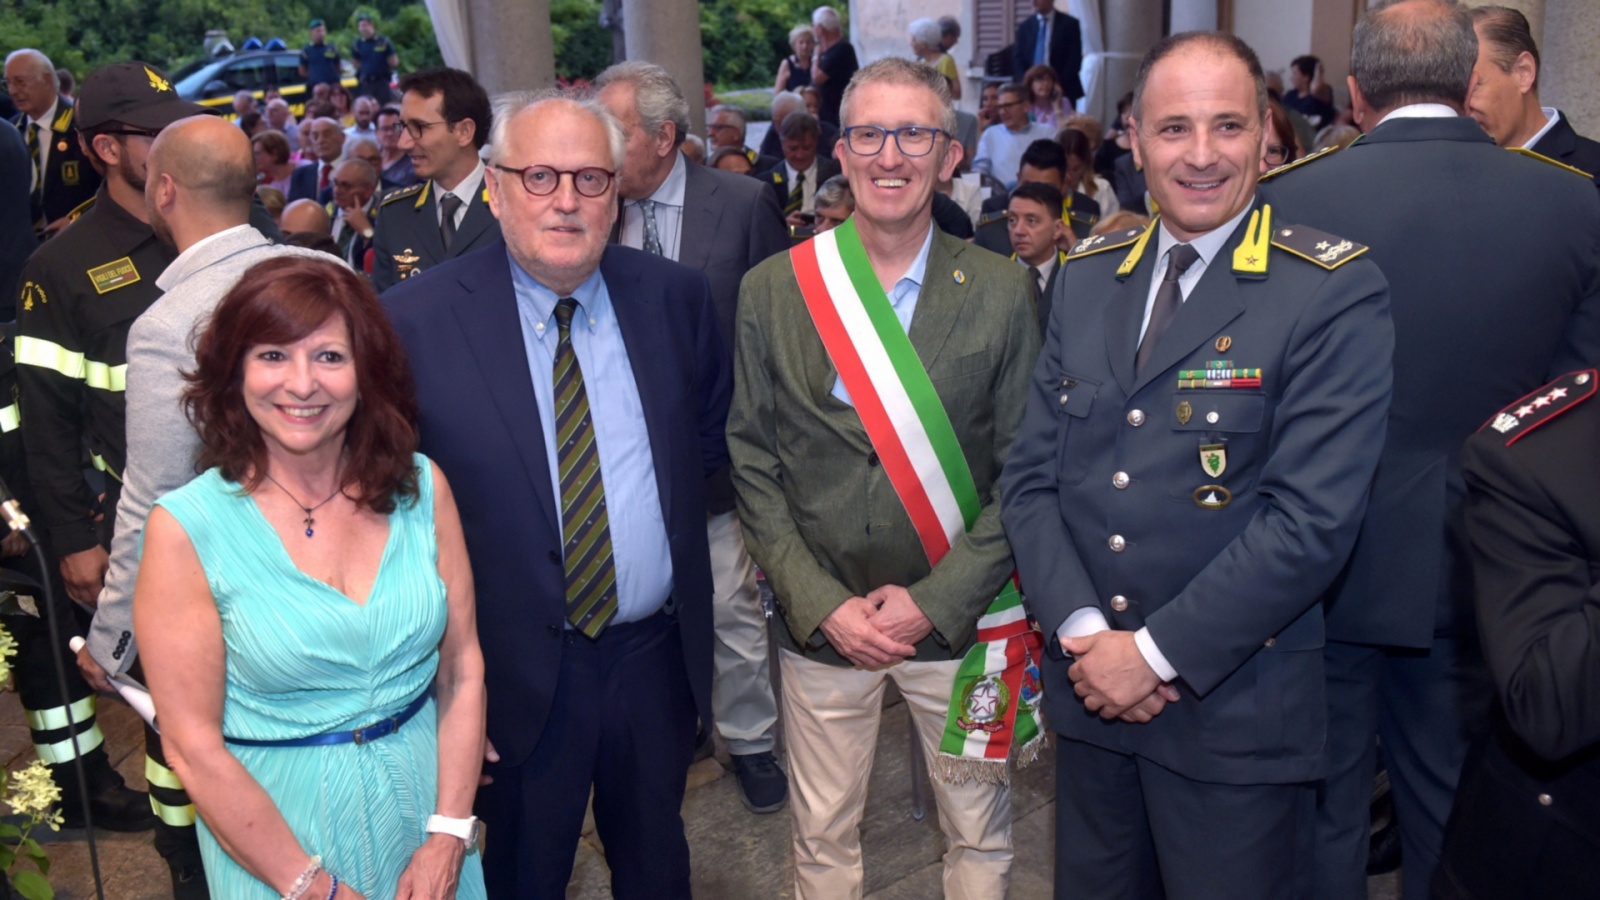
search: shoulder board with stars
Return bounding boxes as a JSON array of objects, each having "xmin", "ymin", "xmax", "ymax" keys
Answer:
[
  {"xmin": 1507, "ymin": 146, "xmax": 1594, "ymax": 181},
  {"xmin": 1269, "ymin": 223, "xmax": 1368, "ymax": 270},
  {"xmin": 1257, "ymin": 143, "xmax": 1341, "ymax": 182},
  {"xmin": 1065, "ymin": 226, "xmax": 1146, "ymax": 260},
  {"xmin": 379, "ymin": 183, "xmax": 426, "ymax": 208},
  {"xmin": 1480, "ymin": 369, "xmax": 1597, "ymax": 446}
]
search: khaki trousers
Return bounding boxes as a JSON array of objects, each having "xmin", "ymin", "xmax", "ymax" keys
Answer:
[
  {"xmin": 708, "ymin": 511, "xmax": 777, "ymax": 754},
  {"xmin": 780, "ymin": 649, "xmax": 1014, "ymax": 900}
]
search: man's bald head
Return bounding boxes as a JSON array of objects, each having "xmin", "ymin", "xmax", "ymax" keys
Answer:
[
  {"xmin": 147, "ymin": 116, "xmax": 257, "ymax": 220},
  {"xmin": 280, "ymin": 199, "xmax": 332, "ymax": 235}
]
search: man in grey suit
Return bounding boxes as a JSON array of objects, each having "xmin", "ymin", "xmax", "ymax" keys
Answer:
[
  {"xmin": 80, "ymin": 119, "xmax": 329, "ymax": 900},
  {"xmin": 595, "ymin": 60, "xmax": 791, "ymax": 815},
  {"xmin": 1000, "ymin": 33, "xmax": 1393, "ymax": 899},
  {"xmin": 730, "ymin": 58, "xmax": 1038, "ymax": 898}
]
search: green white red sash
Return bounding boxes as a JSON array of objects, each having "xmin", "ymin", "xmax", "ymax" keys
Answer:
[{"xmin": 791, "ymin": 218, "xmax": 1045, "ymax": 783}]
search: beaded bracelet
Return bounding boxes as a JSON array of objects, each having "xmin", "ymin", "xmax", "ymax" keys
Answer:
[
  {"xmin": 283, "ymin": 856, "xmax": 323, "ymax": 900},
  {"xmin": 326, "ymin": 874, "xmax": 340, "ymax": 900}
]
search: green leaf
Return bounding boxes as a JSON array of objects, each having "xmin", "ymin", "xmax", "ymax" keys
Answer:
[
  {"xmin": 0, "ymin": 844, "xmax": 16, "ymax": 871},
  {"xmin": 0, "ymin": 823, "xmax": 21, "ymax": 839},
  {"xmin": 12, "ymin": 868, "xmax": 54, "ymax": 900},
  {"xmin": 21, "ymin": 836, "xmax": 49, "ymax": 875}
]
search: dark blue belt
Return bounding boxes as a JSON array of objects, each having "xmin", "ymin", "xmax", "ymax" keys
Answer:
[{"xmin": 226, "ymin": 690, "xmax": 430, "ymax": 748}]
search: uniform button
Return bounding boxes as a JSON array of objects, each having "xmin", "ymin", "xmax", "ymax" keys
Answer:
[
  {"xmin": 1112, "ymin": 471, "xmax": 1130, "ymax": 489},
  {"xmin": 1206, "ymin": 411, "xmax": 1220, "ymax": 424},
  {"xmin": 548, "ymin": 551, "xmax": 561, "ymax": 564},
  {"xmin": 1059, "ymin": 393, "xmax": 1070, "ymax": 405},
  {"xmin": 547, "ymin": 625, "xmax": 561, "ymax": 636},
  {"xmin": 1108, "ymin": 534, "xmax": 1126, "ymax": 552},
  {"xmin": 1127, "ymin": 409, "xmax": 1146, "ymax": 427},
  {"xmin": 1264, "ymin": 637, "xmax": 1277, "ymax": 648},
  {"xmin": 1538, "ymin": 793, "xmax": 1553, "ymax": 807},
  {"xmin": 867, "ymin": 452, "xmax": 880, "ymax": 467},
  {"xmin": 1110, "ymin": 595, "xmax": 1128, "ymax": 612}
]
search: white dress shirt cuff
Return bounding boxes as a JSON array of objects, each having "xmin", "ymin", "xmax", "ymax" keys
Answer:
[
  {"xmin": 1134, "ymin": 627, "xmax": 1178, "ymax": 682},
  {"xmin": 1057, "ymin": 607, "xmax": 1110, "ymax": 640}
]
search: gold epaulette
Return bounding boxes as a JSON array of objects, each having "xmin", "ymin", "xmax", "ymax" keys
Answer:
[
  {"xmin": 1508, "ymin": 147, "xmax": 1594, "ymax": 180},
  {"xmin": 1258, "ymin": 143, "xmax": 1340, "ymax": 182},
  {"xmin": 380, "ymin": 183, "xmax": 425, "ymax": 207},
  {"xmin": 65, "ymin": 195, "xmax": 97, "ymax": 224},
  {"xmin": 1065, "ymin": 226, "xmax": 1146, "ymax": 260},
  {"xmin": 1269, "ymin": 222, "xmax": 1368, "ymax": 270},
  {"xmin": 976, "ymin": 210, "xmax": 1007, "ymax": 229}
]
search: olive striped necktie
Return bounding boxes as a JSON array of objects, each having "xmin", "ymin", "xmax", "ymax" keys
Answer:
[
  {"xmin": 553, "ymin": 297, "xmax": 618, "ymax": 638},
  {"xmin": 785, "ymin": 170, "xmax": 805, "ymax": 216}
]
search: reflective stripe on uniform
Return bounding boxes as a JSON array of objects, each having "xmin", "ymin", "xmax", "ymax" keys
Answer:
[
  {"xmin": 150, "ymin": 796, "xmax": 197, "ymax": 827},
  {"xmin": 34, "ymin": 722, "xmax": 104, "ymax": 764},
  {"xmin": 0, "ymin": 401, "xmax": 18, "ymax": 433},
  {"xmin": 13, "ymin": 335, "xmax": 127, "ymax": 391},
  {"xmin": 24, "ymin": 695, "xmax": 96, "ymax": 732},
  {"xmin": 90, "ymin": 452, "xmax": 123, "ymax": 483},
  {"xmin": 15, "ymin": 335, "xmax": 86, "ymax": 379},
  {"xmin": 144, "ymin": 755, "xmax": 187, "ymax": 791}
]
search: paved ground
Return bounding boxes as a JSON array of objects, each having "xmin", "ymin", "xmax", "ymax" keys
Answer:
[{"xmin": 5, "ymin": 688, "xmax": 1401, "ymax": 898}]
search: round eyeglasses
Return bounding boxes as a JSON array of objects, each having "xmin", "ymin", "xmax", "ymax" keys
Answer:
[
  {"xmin": 841, "ymin": 125, "xmax": 946, "ymax": 158},
  {"xmin": 491, "ymin": 164, "xmax": 616, "ymax": 198}
]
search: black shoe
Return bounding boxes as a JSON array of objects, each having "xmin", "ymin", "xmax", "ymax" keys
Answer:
[
  {"xmin": 731, "ymin": 751, "xmax": 788, "ymax": 814},
  {"xmin": 169, "ymin": 857, "xmax": 211, "ymax": 900},
  {"xmin": 57, "ymin": 778, "xmax": 157, "ymax": 832}
]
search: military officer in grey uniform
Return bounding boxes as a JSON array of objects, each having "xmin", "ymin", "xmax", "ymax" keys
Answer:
[
  {"xmin": 371, "ymin": 68, "xmax": 501, "ymax": 291},
  {"xmin": 1000, "ymin": 32, "xmax": 1394, "ymax": 899}
]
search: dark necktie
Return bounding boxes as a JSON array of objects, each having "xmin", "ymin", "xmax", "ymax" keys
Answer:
[
  {"xmin": 1135, "ymin": 243, "xmax": 1200, "ymax": 375},
  {"xmin": 786, "ymin": 170, "xmax": 805, "ymax": 216},
  {"xmin": 1034, "ymin": 14, "xmax": 1049, "ymax": 66},
  {"xmin": 25, "ymin": 121, "xmax": 41, "ymax": 193},
  {"xmin": 1028, "ymin": 264, "xmax": 1044, "ymax": 296},
  {"xmin": 439, "ymin": 192, "xmax": 462, "ymax": 252},
  {"xmin": 639, "ymin": 199, "xmax": 663, "ymax": 256},
  {"xmin": 319, "ymin": 162, "xmax": 331, "ymax": 190},
  {"xmin": 554, "ymin": 298, "xmax": 618, "ymax": 638}
]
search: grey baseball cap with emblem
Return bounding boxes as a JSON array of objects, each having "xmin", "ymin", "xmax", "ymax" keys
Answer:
[{"xmin": 75, "ymin": 61, "xmax": 216, "ymax": 132}]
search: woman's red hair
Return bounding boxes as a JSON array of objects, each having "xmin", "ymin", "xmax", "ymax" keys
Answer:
[{"xmin": 183, "ymin": 255, "xmax": 419, "ymax": 513}]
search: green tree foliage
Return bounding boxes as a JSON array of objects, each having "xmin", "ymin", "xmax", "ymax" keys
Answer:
[
  {"xmin": 550, "ymin": 0, "xmax": 611, "ymax": 83},
  {"xmin": 699, "ymin": 0, "xmax": 842, "ymax": 90}
]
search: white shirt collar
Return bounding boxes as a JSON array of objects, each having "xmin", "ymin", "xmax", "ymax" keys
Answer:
[
  {"xmin": 437, "ymin": 158, "xmax": 486, "ymax": 204},
  {"xmin": 1522, "ymin": 107, "xmax": 1561, "ymax": 149},
  {"xmin": 1374, "ymin": 103, "xmax": 1459, "ymax": 129},
  {"xmin": 30, "ymin": 98, "xmax": 59, "ymax": 130},
  {"xmin": 1153, "ymin": 200, "xmax": 1256, "ymax": 274},
  {"xmin": 784, "ymin": 157, "xmax": 818, "ymax": 185},
  {"xmin": 636, "ymin": 151, "xmax": 687, "ymax": 209}
]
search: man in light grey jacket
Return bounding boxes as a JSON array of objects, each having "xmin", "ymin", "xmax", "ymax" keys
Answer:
[{"xmin": 76, "ymin": 117, "xmax": 333, "ymax": 896}]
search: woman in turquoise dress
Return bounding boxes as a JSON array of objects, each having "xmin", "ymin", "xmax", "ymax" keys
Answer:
[{"xmin": 135, "ymin": 256, "xmax": 488, "ymax": 899}]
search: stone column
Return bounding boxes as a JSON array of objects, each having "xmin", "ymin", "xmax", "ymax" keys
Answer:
[
  {"xmin": 1465, "ymin": 0, "xmax": 1543, "ymax": 43},
  {"xmin": 1095, "ymin": 0, "xmax": 1164, "ymax": 123},
  {"xmin": 622, "ymin": 0, "xmax": 709, "ymax": 134},
  {"xmin": 464, "ymin": 0, "xmax": 555, "ymax": 95},
  {"xmin": 1170, "ymin": 0, "xmax": 1218, "ymax": 33},
  {"xmin": 1537, "ymin": 0, "xmax": 1598, "ymax": 135}
]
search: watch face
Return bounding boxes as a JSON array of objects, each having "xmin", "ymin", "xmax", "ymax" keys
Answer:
[{"xmin": 466, "ymin": 819, "xmax": 482, "ymax": 846}]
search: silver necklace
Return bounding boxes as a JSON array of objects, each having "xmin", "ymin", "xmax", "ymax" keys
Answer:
[{"xmin": 262, "ymin": 473, "xmax": 345, "ymax": 538}]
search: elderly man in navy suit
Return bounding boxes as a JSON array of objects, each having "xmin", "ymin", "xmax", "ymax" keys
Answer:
[{"xmin": 384, "ymin": 88, "xmax": 730, "ymax": 900}]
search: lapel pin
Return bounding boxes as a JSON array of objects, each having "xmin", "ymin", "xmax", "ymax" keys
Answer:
[
  {"xmin": 1176, "ymin": 401, "xmax": 1193, "ymax": 425},
  {"xmin": 1215, "ymin": 336, "xmax": 1232, "ymax": 352},
  {"xmin": 953, "ymin": 269, "xmax": 966, "ymax": 284},
  {"xmin": 1193, "ymin": 485, "xmax": 1233, "ymax": 510}
]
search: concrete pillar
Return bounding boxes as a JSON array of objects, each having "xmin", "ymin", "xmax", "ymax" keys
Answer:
[
  {"xmin": 1465, "ymin": 0, "xmax": 1543, "ymax": 43},
  {"xmin": 1170, "ymin": 0, "xmax": 1219, "ymax": 33},
  {"xmin": 465, "ymin": 0, "xmax": 555, "ymax": 95},
  {"xmin": 622, "ymin": 0, "xmax": 709, "ymax": 134},
  {"xmin": 1096, "ymin": 0, "xmax": 1164, "ymax": 123},
  {"xmin": 1540, "ymin": 0, "xmax": 1599, "ymax": 134}
]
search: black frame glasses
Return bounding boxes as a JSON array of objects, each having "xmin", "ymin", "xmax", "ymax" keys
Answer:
[
  {"xmin": 397, "ymin": 118, "xmax": 451, "ymax": 140},
  {"xmin": 491, "ymin": 164, "xmax": 616, "ymax": 198},
  {"xmin": 841, "ymin": 125, "xmax": 947, "ymax": 158}
]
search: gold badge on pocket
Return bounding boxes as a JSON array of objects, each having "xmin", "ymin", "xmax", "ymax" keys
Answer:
[
  {"xmin": 1176, "ymin": 400, "xmax": 1193, "ymax": 426},
  {"xmin": 1193, "ymin": 485, "xmax": 1232, "ymax": 509}
]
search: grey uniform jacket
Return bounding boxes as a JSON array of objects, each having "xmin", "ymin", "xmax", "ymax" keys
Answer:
[
  {"xmin": 88, "ymin": 227, "xmax": 335, "ymax": 676},
  {"xmin": 1000, "ymin": 201, "xmax": 1394, "ymax": 785}
]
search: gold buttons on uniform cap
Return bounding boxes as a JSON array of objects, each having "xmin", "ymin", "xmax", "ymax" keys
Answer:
[
  {"xmin": 1110, "ymin": 595, "xmax": 1128, "ymax": 612},
  {"xmin": 1109, "ymin": 535, "xmax": 1126, "ymax": 552},
  {"xmin": 1206, "ymin": 411, "xmax": 1220, "ymax": 424},
  {"xmin": 1128, "ymin": 409, "xmax": 1146, "ymax": 426},
  {"xmin": 1538, "ymin": 793, "xmax": 1553, "ymax": 807},
  {"xmin": 1112, "ymin": 472, "xmax": 1130, "ymax": 489}
]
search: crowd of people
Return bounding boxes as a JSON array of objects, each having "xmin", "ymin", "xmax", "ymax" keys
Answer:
[{"xmin": 2, "ymin": 0, "xmax": 1599, "ymax": 898}]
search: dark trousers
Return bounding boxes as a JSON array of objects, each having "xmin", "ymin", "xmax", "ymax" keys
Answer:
[
  {"xmin": 476, "ymin": 612, "xmax": 696, "ymax": 899},
  {"xmin": 1315, "ymin": 638, "xmax": 1490, "ymax": 900},
  {"xmin": 1055, "ymin": 737, "xmax": 1316, "ymax": 900}
]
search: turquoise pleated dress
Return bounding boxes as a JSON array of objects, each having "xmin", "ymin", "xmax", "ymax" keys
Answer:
[{"xmin": 153, "ymin": 455, "xmax": 486, "ymax": 899}]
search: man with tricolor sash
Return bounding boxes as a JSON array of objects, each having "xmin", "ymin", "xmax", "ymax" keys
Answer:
[
  {"xmin": 1001, "ymin": 33, "xmax": 1393, "ymax": 899},
  {"xmin": 728, "ymin": 58, "xmax": 1041, "ymax": 899}
]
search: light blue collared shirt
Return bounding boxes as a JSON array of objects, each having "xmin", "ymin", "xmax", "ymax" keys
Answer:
[
  {"xmin": 831, "ymin": 225, "xmax": 936, "ymax": 407},
  {"xmin": 509, "ymin": 254, "xmax": 675, "ymax": 624}
]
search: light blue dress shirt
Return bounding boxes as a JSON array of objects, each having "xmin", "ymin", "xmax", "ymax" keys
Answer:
[
  {"xmin": 509, "ymin": 254, "xmax": 675, "ymax": 624},
  {"xmin": 831, "ymin": 225, "xmax": 935, "ymax": 407}
]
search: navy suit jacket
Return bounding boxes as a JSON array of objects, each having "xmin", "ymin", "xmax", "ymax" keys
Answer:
[
  {"xmin": 1263, "ymin": 116, "xmax": 1600, "ymax": 648},
  {"xmin": 383, "ymin": 241, "xmax": 732, "ymax": 766},
  {"xmin": 1530, "ymin": 111, "xmax": 1600, "ymax": 193},
  {"xmin": 1013, "ymin": 10, "xmax": 1084, "ymax": 103},
  {"xmin": 286, "ymin": 161, "xmax": 326, "ymax": 204}
]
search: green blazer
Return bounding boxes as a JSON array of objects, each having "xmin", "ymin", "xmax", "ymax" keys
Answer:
[{"xmin": 729, "ymin": 226, "xmax": 1041, "ymax": 666}]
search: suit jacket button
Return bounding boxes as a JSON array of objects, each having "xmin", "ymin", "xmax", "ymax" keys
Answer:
[
  {"xmin": 1112, "ymin": 472, "xmax": 1130, "ymax": 489},
  {"xmin": 1127, "ymin": 409, "xmax": 1145, "ymax": 427},
  {"xmin": 1264, "ymin": 637, "xmax": 1276, "ymax": 648},
  {"xmin": 867, "ymin": 452, "xmax": 880, "ymax": 467},
  {"xmin": 1110, "ymin": 595, "xmax": 1128, "ymax": 612},
  {"xmin": 548, "ymin": 551, "xmax": 561, "ymax": 564},
  {"xmin": 1108, "ymin": 534, "xmax": 1126, "ymax": 552},
  {"xmin": 1538, "ymin": 793, "xmax": 1553, "ymax": 806}
]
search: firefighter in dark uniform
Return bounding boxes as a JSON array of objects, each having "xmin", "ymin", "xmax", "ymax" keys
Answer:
[
  {"xmin": 13, "ymin": 60, "xmax": 213, "ymax": 899},
  {"xmin": 1433, "ymin": 369, "xmax": 1600, "ymax": 899},
  {"xmin": 5, "ymin": 48, "xmax": 102, "ymax": 236}
]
